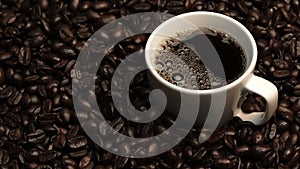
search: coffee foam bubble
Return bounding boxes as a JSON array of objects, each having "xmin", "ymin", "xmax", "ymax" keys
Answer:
[
  {"xmin": 154, "ymin": 27, "xmax": 247, "ymax": 90},
  {"xmin": 155, "ymin": 48, "xmax": 226, "ymax": 90}
]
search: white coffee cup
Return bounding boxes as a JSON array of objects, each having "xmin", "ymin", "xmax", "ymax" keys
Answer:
[{"xmin": 145, "ymin": 11, "xmax": 278, "ymax": 128}]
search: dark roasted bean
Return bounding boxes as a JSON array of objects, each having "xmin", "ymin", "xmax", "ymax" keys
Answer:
[
  {"xmin": 0, "ymin": 150, "xmax": 9, "ymax": 165},
  {"xmin": 8, "ymin": 127, "xmax": 22, "ymax": 141},
  {"xmin": 252, "ymin": 130, "xmax": 265, "ymax": 144},
  {"xmin": 70, "ymin": 0, "xmax": 80, "ymax": 11},
  {"xmin": 26, "ymin": 129, "xmax": 46, "ymax": 144},
  {"xmin": 224, "ymin": 136, "xmax": 236, "ymax": 149},
  {"xmin": 213, "ymin": 157, "xmax": 234, "ymax": 169},
  {"xmin": 277, "ymin": 106, "xmax": 294, "ymax": 122},
  {"xmin": 59, "ymin": 25, "xmax": 74, "ymax": 43},
  {"xmin": 0, "ymin": 52, "xmax": 12, "ymax": 61},
  {"xmin": 77, "ymin": 27, "xmax": 92, "ymax": 39},
  {"xmin": 207, "ymin": 130, "xmax": 224, "ymax": 144},
  {"xmin": 12, "ymin": 72, "xmax": 23, "ymax": 87},
  {"xmin": 252, "ymin": 145, "xmax": 271, "ymax": 158},
  {"xmin": 280, "ymin": 146, "xmax": 294, "ymax": 163},
  {"xmin": 273, "ymin": 70, "xmax": 290, "ymax": 79},
  {"xmin": 192, "ymin": 147, "xmax": 207, "ymax": 161},
  {"xmin": 0, "ymin": 67, "xmax": 5, "ymax": 85},
  {"xmin": 0, "ymin": 86, "xmax": 13, "ymax": 99},
  {"xmin": 79, "ymin": 1, "xmax": 92, "ymax": 11},
  {"xmin": 166, "ymin": 1, "xmax": 184, "ymax": 13},
  {"xmin": 183, "ymin": 145, "xmax": 193, "ymax": 159},
  {"xmin": 287, "ymin": 151, "xmax": 300, "ymax": 167},
  {"xmin": 94, "ymin": 1, "xmax": 111, "ymax": 10},
  {"xmin": 235, "ymin": 145, "xmax": 250, "ymax": 158},
  {"xmin": 7, "ymin": 89, "xmax": 23, "ymax": 106},
  {"xmin": 273, "ymin": 59, "xmax": 289, "ymax": 69},
  {"xmin": 272, "ymin": 137, "xmax": 285, "ymax": 152},
  {"xmin": 268, "ymin": 123, "xmax": 277, "ymax": 140},
  {"xmin": 18, "ymin": 47, "xmax": 31, "ymax": 65},
  {"xmin": 68, "ymin": 136, "xmax": 87, "ymax": 149},
  {"xmin": 291, "ymin": 98, "xmax": 300, "ymax": 111},
  {"xmin": 262, "ymin": 151, "xmax": 279, "ymax": 167},
  {"xmin": 32, "ymin": 5, "xmax": 41, "ymax": 20},
  {"xmin": 276, "ymin": 120, "xmax": 289, "ymax": 133},
  {"xmin": 86, "ymin": 10, "xmax": 100, "ymax": 20},
  {"xmin": 39, "ymin": 150, "xmax": 59, "ymax": 163},
  {"xmin": 133, "ymin": 2, "xmax": 152, "ymax": 11}
]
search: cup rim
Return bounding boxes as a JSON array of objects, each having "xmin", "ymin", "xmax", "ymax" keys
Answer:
[{"xmin": 145, "ymin": 11, "xmax": 257, "ymax": 94}]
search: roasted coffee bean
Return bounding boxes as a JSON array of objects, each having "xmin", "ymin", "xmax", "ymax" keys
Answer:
[
  {"xmin": 252, "ymin": 145, "xmax": 272, "ymax": 159},
  {"xmin": 77, "ymin": 27, "xmax": 92, "ymax": 39},
  {"xmin": 0, "ymin": 85, "xmax": 13, "ymax": 99},
  {"xmin": 280, "ymin": 146, "xmax": 294, "ymax": 163},
  {"xmin": 4, "ymin": 26, "xmax": 19, "ymax": 38},
  {"xmin": 94, "ymin": 1, "xmax": 111, "ymax": 10},
  {"xmin": 12, "ymin": 72, "xmax": 23, "ymax": 87},
  {"xmin": 235, "ymin": 145, "xmax": 250, "ymax": 158},
  {"xmin": 224, "ymin": 136, "xmax": 236, "ymax": 149},
  {"xmin": 294, "ymin": 87, "xmax": 300, "ymax": 96},
  {"xmin": 0, "ymin": 67, "xmax": 5, "ymax": 85},
  {"xmin": 79, "ymin": 1, "xmax": 92, "ymax": 11},
  {"xmin": 276, "ymin": 120, "xmax": 289, "ymax": 133},
  {"xmin": 0, "ymin": 103, "xmax": 9, "ymax": 115},
  {"xmin": 272, "ymin": 137, "xmax": 285, "ymax": 152},
  {"xmin": 86, "ymin": 10, "xmax": 100, "ymax": 20},
  {"xmin": 237, "ymin": 124, "xmax": 253, "ymax": 143},
  {"xmin": 61, "ymin": 157, "xmax": 77, "ymax": 168},
  {"xmin": 183, "ymin": 145, "xmax": 193, "ymax": 159},
  {"xmin": 60, "ymin": 94, "xmax": 72, "ymax": 108},
  {"xmin": 68, "ymin": 136, "xmax": 88, "ymax": 149},
  {"xmin": 291, "ymin": 98, "xmax": 300, "ymax": 111},
  {"xmin": 0, "ymin": 150, "xmax": 9, "ymax": 165},
  {"xmin": 273, "ymin": 59, "xmax": 289, "ymax": 70},
  {"xmin": 286, "ymin": 133, "xmax": 298, "ymax": 147},
  {"xmin": 207, "ymin": 130, "xmax": 224, "ymax": 144},
  {"xmin": 133, "ymin": 2, "xmax": 152, "ymax": 11},
  {"xmin": 192, "ymin": 147, "xmax": 207, "ymax": 161},
  {"xmin": 18, "ymin": 47, "xmax": 31, "ymax": 65},
  {"xmin": 24, "ymin": 75, "xmax": 40, "ymax": 85},
  {"xmin": 39, "ymin": 150, "xmax": 59, "ymax": 163},
  {"xmin": 287, "ymin": 151, "xmax": 300, "ymax": 167},
  {"xmin": 273, "ymin": 70, "xmax": 290, "ymax": 79},
  {"xmin": 59, "ymin": 25, "xmax": 74, "ymax": 43},
  {"xmin": 277, "ymin": 106, "xmax": 294, "ymax": 122},
  {"xmin": 26, "ymin": 129, "xmax": 46, "ymax": 144},
  {"xmin": 53, "ymin": 132, "xmax": 67, "ymax": 149},
  {"xmin": 262, "ymin": 150, "xmax": 279, "ymax": 167},
  {"xmin": 268, "ymin": 123, "xmax": 277, "ymax": 140},
  {"xmin": 7, "ymin": 89, "xmax": 23, "ymax": 106},
  {"xmin": 166, "ymin": 1, "xmax": 184, "ymax": 13},
  {"xmin": 0, "ymin": 52, "xmax": 13, "ymax": 61},
  {"xmin": 8, "ymin": 127, "xmax": 22, "ymax": 141},
  {"xmin": 213, "ymin": 157, "xmax": 234, "ymax": 169},
  {"xmin": 59, "ymin": 108, "xmax": 71, "ymax": 123},
  {"xmin": 59, "ymin": 46, "xmax": 76, "ymax": 58},
  {"xmin": 252, "ymin": 130, "xmax": 265, "ymax": 144},
  {"xmin": 70, "ymin": 0, "xmax": 80, "ymax": 11}
]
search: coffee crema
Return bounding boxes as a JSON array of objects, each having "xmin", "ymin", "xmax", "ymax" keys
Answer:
[{"xmin": 154, "ymin": 27, "xmax": 247, "ymax": 90}]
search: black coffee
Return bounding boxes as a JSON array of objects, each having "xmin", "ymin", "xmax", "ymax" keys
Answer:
[{"xmin": 155, "ymin": 27, "xmax": 247, "ymax": 90}]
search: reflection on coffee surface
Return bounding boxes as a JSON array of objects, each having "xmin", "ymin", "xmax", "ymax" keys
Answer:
[{"xmin": 155, "ymin": 27, "xmax": 247, "ymax": 90}]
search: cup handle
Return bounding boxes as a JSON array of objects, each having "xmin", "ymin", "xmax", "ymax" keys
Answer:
[{"xmin": 233, "ymin": 74, "xmax": 278, "ymax": 125}]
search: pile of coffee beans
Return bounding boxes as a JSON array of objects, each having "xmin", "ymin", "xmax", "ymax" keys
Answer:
[{"xmin": 0, "ymin": 0, "xmax": 300, "ymax": 168}]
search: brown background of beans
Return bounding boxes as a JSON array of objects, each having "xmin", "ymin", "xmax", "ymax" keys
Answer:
[{"xmin": 0, "ymin": 0, "xmax": 300, "ymax": 169}]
